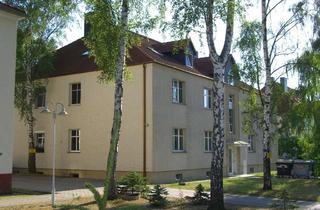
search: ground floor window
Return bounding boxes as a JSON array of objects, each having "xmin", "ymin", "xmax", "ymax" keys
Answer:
[
  {"xmin": 204, "ymin": 131, "xmax": 213, "ymax": 152},
  {"xmin": 173, "ymin": 128, "xmax": 184, "ymax": 152},
  {"xmin": 35, "ymin": 132, "xmax": 45, "ymax": 153},
  {"xmin": 248, "ymin": 135, "xmax": 255, "ymax": 152},
  {"xmin": 70, "ymin": 129, "xmax": 80, "ymax": 152}
]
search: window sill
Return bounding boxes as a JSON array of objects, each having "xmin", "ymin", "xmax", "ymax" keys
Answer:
[
  {"xmin": 172, "ymin": 150, "xmax": 186, "ymax": 153},
  {"xmin": 69, "ymin": 104, "xmax": 81, "ymax": 106},
  {"xmin": 172, "ymin": 102, "xmax": 186, "ymax": 106},
  {"xmin": 203, "ymin": 107, "xmax": 212, "ymax": 110},
  {"xmin": 69, "ymin": 151, "xmax": 80, "ymax": 153},
  {"xmin": 204, "ymin": 151, "xmax": 212, "ymax": 153},
  {"xmin": 248, "ymin": 151, "xmax": 256, "ymax": 153}
]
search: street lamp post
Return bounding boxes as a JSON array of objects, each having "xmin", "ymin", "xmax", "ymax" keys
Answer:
[{"xmin": 40, "ymin": 102, "xmax": 68, "ymax": 207}]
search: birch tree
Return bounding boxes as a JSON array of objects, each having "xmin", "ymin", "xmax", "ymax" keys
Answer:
[
  {"xmin": 5, "ymin": 0, "xmax": 79, "ymax": 173},
  {"xmin": 84, "ymin": 0, "xmax": 164, "ymax": 208},
  {"xmin": 168, "ymin": 1, "xmax": 241, "ymax": 209},
  {"xmin": 238, "ymin": 0, "xmax": 309, "ymax": 190}
]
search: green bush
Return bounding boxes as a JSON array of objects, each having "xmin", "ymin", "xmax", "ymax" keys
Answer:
[
  {"xmin": 270, "ymin": 189, "xmax": 297, "ymax": 210},
  {"xmin": 118, "ymin": 172, "xmax": 146, "ymax": 195},
  {"xmin": 191, "ymin": 184, "xmax": 209, "ymax": 205},
  {"xmin": 147, "ymin": 184, "xmax": 168, "ymax": 207}
]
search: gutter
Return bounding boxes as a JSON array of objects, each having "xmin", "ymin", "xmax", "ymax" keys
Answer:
[{"xmin": 142, "ymin": 63, "xmax": 147, "ymax": 177}]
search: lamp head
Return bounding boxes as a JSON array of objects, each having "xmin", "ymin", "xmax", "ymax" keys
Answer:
[
  {"xmin": 58, "ymin": 107, "xmax": 68, "ymax": 116},
  {"xmin": 40, "ymin": 106, "xmax": 51, "ymax": 114}
]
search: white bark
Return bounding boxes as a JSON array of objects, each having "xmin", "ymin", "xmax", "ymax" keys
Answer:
[
  {"xmin": 205, "ymin": 0, "xmax": 235, "ymax": 209},
  {"xmin": 101, "ymin": 0, "xmax": 129, "ymax": 207},
  {"xmin": 262, "ymin": 0, "xmax": 272, "ymax": 190}
]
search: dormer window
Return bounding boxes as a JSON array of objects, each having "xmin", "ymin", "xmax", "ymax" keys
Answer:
[
  {"xmin": 185, "ymin": 54, "xmax": 193, "ymax": 67},
  {"xmin": 82, "ymin": 51, "xmax": 89, "ymax": 56}
]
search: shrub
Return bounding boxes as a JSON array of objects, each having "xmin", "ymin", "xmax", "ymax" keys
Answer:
[
  {"xmin": 118, "ymin": 172, "xmax": 146, "ymax": 195},
  {"xmin": 270, "ymin": 189, "xmax": 297, "ymax": 210},
  {"xmin": 191, "ymin": 184, "xmax": 209, "ymax": 205},
  {"xmin": 147, "ymin": 184, "xmax": 168, "ymax": 207}
]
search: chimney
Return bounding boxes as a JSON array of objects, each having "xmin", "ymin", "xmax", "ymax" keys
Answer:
[{"xmin": 280, "ymin": 77, "xmax": 288, "ymax": 92}]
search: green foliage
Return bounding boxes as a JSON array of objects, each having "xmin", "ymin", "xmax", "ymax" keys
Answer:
[
  {"xmin": 241, "ymin": 89, "xmax": 263, "ymax": 136},
  {"xmin": 4, "ymin": 0, "xmax": 79, "ymax": 121},
  {"xmin": 84, "ymin": 0, "xmax": 164, "ymax": 83},
  {"xmin": 166, "ymin": 0, "xmax": 246, "ymax": 39},
  {"xmin": 270, "ymin": 189, "xmax": 297, "ymax": 210},
  {"xmin": 119, "ymin": 172, "xmax": 147, "ymax": 195},
  {"xmin": 236, "ymin": 20, "xmax": 262, "ymax": 86},
  {"xmin": 147, "ymin": 184, "xmax": 168, "ymax": 207},
  {"xmin": 191, "ymin": 184, "xmax": 209, "ymax": 205},
  {"xmin": 84, "ymin": 182, "xmax": 104, "ymax": 209}
]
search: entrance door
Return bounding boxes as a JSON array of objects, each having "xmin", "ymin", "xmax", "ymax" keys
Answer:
[{"xmin": 228, "ymin": 148, "xmax": 233, "ymax": 175}]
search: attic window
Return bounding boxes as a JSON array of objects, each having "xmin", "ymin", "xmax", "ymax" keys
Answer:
[
  {"xmin": 147, "ymin": 47, "xmax": 163, "ymax": 56},
  {"xmin": 185, "ymin": 54, "xmax": 193, "ymax": 67},
  {"xmin": 82, "ymin": 51, "xmax": 89, "ymax": 56}
]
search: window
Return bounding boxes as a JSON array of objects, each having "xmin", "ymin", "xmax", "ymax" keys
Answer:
[
  {"xmin": 228, "ymin": 95, "xmax": 234, "ymax": 133},
  {"xmin": 70, "ymin": 83, "xmax": 81, "ymax": 105},
  {"xmin": 175, "ymin": 173, "xmax": 183, "ymax": 182},
  {"xmin": 172, "ymin": 80, "xmax": 184, "ymax": 104},
  {"xmin": 204, "ymin": 131, "xmax": 213, "ymax": 152},
  {"xmin": 248, "ymin": 135, "xmax": 255, "ymax": 152},
  {"xmin": 203, "ymin": 88, "xmax": 212, "ymax": 109},
  {"xmin": 70, "ymin": 129, "xmax": 80, "ymax": 152},
  {"xmin": 185, "ymin": 54, "xmax": 193, "ymax": 67},
  {"xmin": 173, "ymin": 128, "xmax": 184, "ymax": 151},
  {"xmin": 35, "ymin": 87, "xmax": 46, "ymax": 108},
  {"xmin": 35, "ymin": 132, "xmax": 45, "ymax": 153}
]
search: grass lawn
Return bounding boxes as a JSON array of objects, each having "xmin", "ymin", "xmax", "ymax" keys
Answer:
[
  {"xmin": 0, "ymin": 197, "xmax": 268, "ymax": 210},
  {"xmin": 164, "ymin": 172, "xmax": 320, "ymax": 202}
]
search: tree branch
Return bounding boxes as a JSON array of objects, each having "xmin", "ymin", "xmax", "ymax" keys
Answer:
[
  {"xmin": 266, "ymin": 0, "xmax": 286, "ymax": 17},
  {"xmin": 220, "ymin": 0, "xmax": 235, "ymax": 62},
  {"xmin": 204, "ymin": 0, "xmax": 219, "ymax": 62}
]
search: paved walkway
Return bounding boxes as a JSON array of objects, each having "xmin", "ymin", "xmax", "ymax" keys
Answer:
[
  {"xmin": 0, "ymin": 174, "xmax": 319, "ymax": 209},
  {"xmin": 167, "ymin": 188, "xmax": 320, "ymax": 210}
]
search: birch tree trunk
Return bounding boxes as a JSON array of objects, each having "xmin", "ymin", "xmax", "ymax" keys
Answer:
[
  {"xmin": 26, "ymin": 64, "xmax": 36, "ymax": 173},
  {"xmin": 101, "ymin": 0, "xmax": 129, "ymax": 206},
  {"xmin": 205, "ymin": 0, "xmax": 235, "ymax": 209},
  {"xmin": 209, "ymin": 63, "xmax": 225, "ymax": 210},
  {"xmin": 261, "ymin": 0, "xmax": 272, "ymax": 190}
]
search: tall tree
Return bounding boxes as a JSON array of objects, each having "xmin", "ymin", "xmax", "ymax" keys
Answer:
[
  {"xmin": 237, "ymin": 0, "xmax": 308, "ymax": 190},
  {"xmin": 5, "ymin": 0, "xmax": 79, "ymax": 173},
  {"xmin": 84, "ymin": 0, "xmax": 164, "ymax": 208},
  {"xmin": 168, "ymin": 1, "xmax": 240, "ymax": 209}
]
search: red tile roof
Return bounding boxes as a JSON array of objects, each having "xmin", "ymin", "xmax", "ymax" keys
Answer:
[{"xmin": 51, "ymin": 36, "xmax": 218, "ymax": 79}]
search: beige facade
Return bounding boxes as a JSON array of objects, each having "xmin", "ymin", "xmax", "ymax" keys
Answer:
[
  {"xmin": 13, "ymin": 59, "xmax": 278, "ymax": 183},
  {"xmin": 0, "ymin": 3, "xmax": 24, "ymax": 193}
]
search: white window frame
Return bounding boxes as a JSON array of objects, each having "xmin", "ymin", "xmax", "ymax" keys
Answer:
[
  {"xmin": 172, "ymin": 128, "xmax": 184, "ymax": 152},
  {"xmin": 172, "ymin": 80, "xmax": 184, "ymax": 104},
  {"xmin": 203, "ymin": 88, "xmax": 212, "ymax": 109},
  {"xmin": 70, "ymin": 83, "xmax": 81, "ymax": 105},
  {"xmin": 35, "ymin": 131, "xmax": 45, "ymax": 153},
  {"xmin": 228, "ymin": 95, "xmax": 234, "ymax": 133},
  {"xmin": 248, "ymin": 135, "xmax": 255, "ymax": 152},
  {"xmin": 204, "ymin": 131, "xmax": 213, "ymax": 152},
  {"xmin": 69, "ymin": 129, "xmax": 80, "ymax": 152}
]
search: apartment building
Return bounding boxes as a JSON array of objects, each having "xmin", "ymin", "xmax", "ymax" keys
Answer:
[
  {"xmin": 13, "ymin": 33, "xmax": 278, "ymax": 183},
  {"xmin": 0, "ymin": 3, "xmax": 25, "ymax": 193}
]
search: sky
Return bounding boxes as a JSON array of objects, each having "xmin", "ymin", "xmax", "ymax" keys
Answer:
[{"xmin": 61, "ymin": 1, "xmax": 315, "ymax": 89}]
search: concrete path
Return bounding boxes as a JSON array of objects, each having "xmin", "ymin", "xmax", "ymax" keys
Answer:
[
  {"xmin": 166, "ymin": 188, "xmax": 320, "ymax": 210},
  {"xmin": 0, "ymin": 174, "xmax": 319, "ymax": 209}
]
